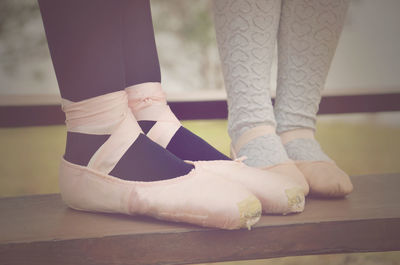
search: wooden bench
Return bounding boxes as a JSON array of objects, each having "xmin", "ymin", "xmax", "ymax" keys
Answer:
[{"xmin": 1, "ymin": 173, "xmax": 400, "ymax": 265}]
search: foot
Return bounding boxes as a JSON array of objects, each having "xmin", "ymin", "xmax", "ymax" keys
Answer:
[
  {"xmin": 126, "ymin": 82, "xmax": 230, "ymax": 161},
  {"xmin": 60, "ymin": 90, "xmax": 262, "ymax": 229},
  {"xmin": 280, "ymin": 129, "xmax": 353, "ymax": 197},
  {"xmin": 63, "ymin": 93, "xmax": 193, "ymax": 182},
  {"xmin": 231, "ymin": 125, "xmax": 310, "ymax": 196}
]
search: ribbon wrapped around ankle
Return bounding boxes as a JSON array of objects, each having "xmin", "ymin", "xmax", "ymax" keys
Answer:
[
  {"xmin": 126, "ymin": 82, "xmax": 181, "ymax": 148},
  {"xmin": 126, "ymin": 82, "xmax": 167, "ymax": 112},
  {"xmin": 61, "ymin": 91, "xmax": 142, "ymax": 174},
  {"xmin": 62, "ymin": 91, "xmax": 130, "ymax": 135}
]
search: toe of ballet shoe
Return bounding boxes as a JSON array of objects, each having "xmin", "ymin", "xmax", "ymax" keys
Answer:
[
  {"xmin": 296, "ymin": 161, "xmax": 353, "ymax": 198},
  {"xmin": 141, "ymin": 167, "xmax": 262, "ymax": 230},
  {"xmin": 189, "ymin": 160, "xmax": 305, "ymax": 215},
  {"xmin": 284, "ymin": 187, "xmax": 305, "ymax": 214},
  {"xmin": 265, "ymin": 162, "xmax": 310, "ymax": 196}
]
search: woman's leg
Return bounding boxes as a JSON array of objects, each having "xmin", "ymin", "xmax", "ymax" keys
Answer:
[
  {"xmin": 38, "ymin": 0, "xmax": 193, "ymax": 181},
  {"xmin": 121, "ymin": 1, "xmax": 228, "ymax": 162},
  {"xmin": 275, "ymin": 0, "xmax": 353, "ymax": 196},
  {"xmin": 38, "ymin": 0, "xmax": 266, "ymax": 229}
]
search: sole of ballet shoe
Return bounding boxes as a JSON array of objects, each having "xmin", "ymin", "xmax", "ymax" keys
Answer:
[
  {"xmin": 187, "ymin": 159, "xmax": 305, "ymax": 215},
  {"xmin": 59, "ymin": 158, "xmax": 262, "ymax": 230}
]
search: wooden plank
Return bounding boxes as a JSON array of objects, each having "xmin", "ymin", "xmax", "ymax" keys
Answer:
[
  {"xmin": 0, "ymin": 174, "xmax": 400, "ymax": 265},
  {"xmin": 1, "ymin": 93, "xmax": 400, "ymax": 127}
]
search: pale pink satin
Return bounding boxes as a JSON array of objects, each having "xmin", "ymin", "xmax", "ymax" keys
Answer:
[
  {"xmin": 125, "ymin": 82, "xmax": 181, "ymax": 148},
  {"xmin": 126, "ymin": 85, "xmax": 305, "ymax": 213},
  {"xmin": 59, "ymin": 90, "xmax": 262, "ymax": 229},
  {"xmin": 279, "ymin": 128, "xmax": 353, "ymax": 197},
  {"xmin": 187, "ymin": 159, "xmax": 305, "ymax": 214},
  {"xmin": 59, "ymin": 158, "xmax": 261, "ymax": 229},
  {"xmin": 62, "ymin": 91, "xmax": 129, "ymax": 135}
]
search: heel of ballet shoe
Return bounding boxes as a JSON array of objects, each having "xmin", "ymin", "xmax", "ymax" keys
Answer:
[{"xmin": 59, "ymin": 158, "xmax": 132, "ymax": 214}]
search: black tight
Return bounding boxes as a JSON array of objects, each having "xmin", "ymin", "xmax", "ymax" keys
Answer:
[{"xmin": 38, "ymin": 0, "xmax": 160, "ymax": 101}]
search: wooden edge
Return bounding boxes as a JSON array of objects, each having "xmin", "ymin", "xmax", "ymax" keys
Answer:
[
  {"xmin": 1, "ymin": 218, "xmax": 399, "ymax": 265},
  {"xmin": 1, "ymin": 174, "xmax": 400, "ymax": 264},
  {"xmin": 1, "ymin": 93, "xmax": 400, "ymax": 127}
]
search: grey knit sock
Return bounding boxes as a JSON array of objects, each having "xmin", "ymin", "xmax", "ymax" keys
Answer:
[
  {"xmin": 284, "ymin": 138, "xmax": 332, "ymax": 162},
  {"xmin": 212, "ymin": 0, "xmax": 281, "ymax": 143},
  {"xmin": 275, "ymin": 0, "xmax": 350, "ymax": 134},
  {"xmin": 213, "ymin": 0, "xmax": 289, "ymax": 167},
  {"xmin": 237, "ymin": 134, "xmax": 289, "ymax": 167}
]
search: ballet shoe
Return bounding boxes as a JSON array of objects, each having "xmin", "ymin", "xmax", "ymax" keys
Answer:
[
  {"xmin": 280, "ymin": 129, "xmax": 353, "ymax": 198},
  {"xmin": 230, "ymin": 125, "xmax": 310, "ymax": 196},
  {"xmin": 59, "ymin": 91, "xmax": 261, "ymax": 229},
  {"xmin": 126, "ymin": 84, "xmax": 305, "ymax": 214},
  {"xmin": 186, "ymin": 158, "xmax": 305, "ymax": 215},
  {"xmin": 295, "ymin": 161, "xmax": 353, "ymax": 197},
  {"xmin": 262, "ymin": 161, "xmax": 310, "ymax": 197}
]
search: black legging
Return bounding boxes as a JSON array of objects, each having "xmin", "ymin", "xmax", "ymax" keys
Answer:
[{"xmin": 38, "ymin": 0, "xmax": 160, "ymax": 101}]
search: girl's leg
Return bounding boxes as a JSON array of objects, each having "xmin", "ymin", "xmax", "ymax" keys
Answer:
[
  {"xmin": 124, "ymin": 2, "xmax": 229, "ymax": 162},
  {"xmin": 212, "ymin": 0, "xmax": 309, "ymax": 194},
  {"xmin": 38, "ymin": 0, "xmax": 193, "ymax": 181},
  {"xmin": 275, "ymin": 0, "xmax": 353, "ymax": 196},
  {"xmin": 38, "ymin": 0, "xmax": 264, "ymax": 229},
  {"xmin": 38, "ymin": 0, "xmax": 125, "ymax": 101},
  {"xmin": 212, "ymin": 0, "xmax": 283, "ymax": 164}
]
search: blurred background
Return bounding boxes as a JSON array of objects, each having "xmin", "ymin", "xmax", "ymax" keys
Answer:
[{"xmin": 0, "ymin": 0, "xmax": 399, "ymax": 264}]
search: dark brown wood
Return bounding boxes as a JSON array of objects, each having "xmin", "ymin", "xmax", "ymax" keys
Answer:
[
  {"xmin": 1, "ymin": 92, "xmax": 400, "ymax": 127},
  {"xmin": 1, "ymin": 174, "xmax": 400, "ymax": 265}
]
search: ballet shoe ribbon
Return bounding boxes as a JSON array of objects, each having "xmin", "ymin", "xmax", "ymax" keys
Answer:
[
  {"xmin": 61, "ymin": 91, "xmax": 141, "ymax": 174},
  {"xmin": 125, "ymin": 82, "xmax": 181, "ymax": 148},
  {"xmin": 61, "ymin": 91, "xmax": 129, "ymax": 135}
]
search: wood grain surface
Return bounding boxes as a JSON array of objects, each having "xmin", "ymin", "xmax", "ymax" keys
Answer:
[{"xmin": 1, "ymin": 174, "xmax": 399, "ymax": 265}]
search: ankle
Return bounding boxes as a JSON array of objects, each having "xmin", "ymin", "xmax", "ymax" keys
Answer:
[
  {"xmin": 125, "ymin": 82, "xmax": 167, "ymax": 114},
  {"xmin": 232, "ymin": 125, "xmax": 277, "ymax": 154}
]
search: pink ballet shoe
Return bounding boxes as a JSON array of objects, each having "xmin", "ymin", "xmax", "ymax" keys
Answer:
[
  {"xmin": 126, "ymin": 83, "xmax": 304, "ymax": 215},
  {"xmin": 280, "ymin": 129, "xmax": 353, "ymax": 197},
  {"xmin": 295, "ymin": 160, "xmax": 353, "ymax": 197},
  {"xmin": 187, "ymin": 158, "xmax": 305, "ymax": 215},
  {"xmin": 59, "ymin": 91, "xmax": 261, "ymax": 230},
  {"xmin": 231, "ymin": 125, "xmax": 310, "ymax": 196}
]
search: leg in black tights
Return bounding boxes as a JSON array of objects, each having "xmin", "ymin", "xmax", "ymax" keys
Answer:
[
  {"xmin": 38, "ymin": 0, "xmax": 193, "ymax": 181},
  {"xmin": 120, "ymin": 2, "xmax": 230, "ymax": 161}
]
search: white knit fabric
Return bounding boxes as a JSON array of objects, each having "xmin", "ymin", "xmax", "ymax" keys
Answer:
[
  {"xmin": 213, "ymin": 0, "xmax": 349, "ymax": 165},
  {"xmin": 213, "ymin": 0, "xmax": 289, "ymax": 167},
  {"xmin": 275, "ymin": 0, "xmax": 350, "ymax": 134}
]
